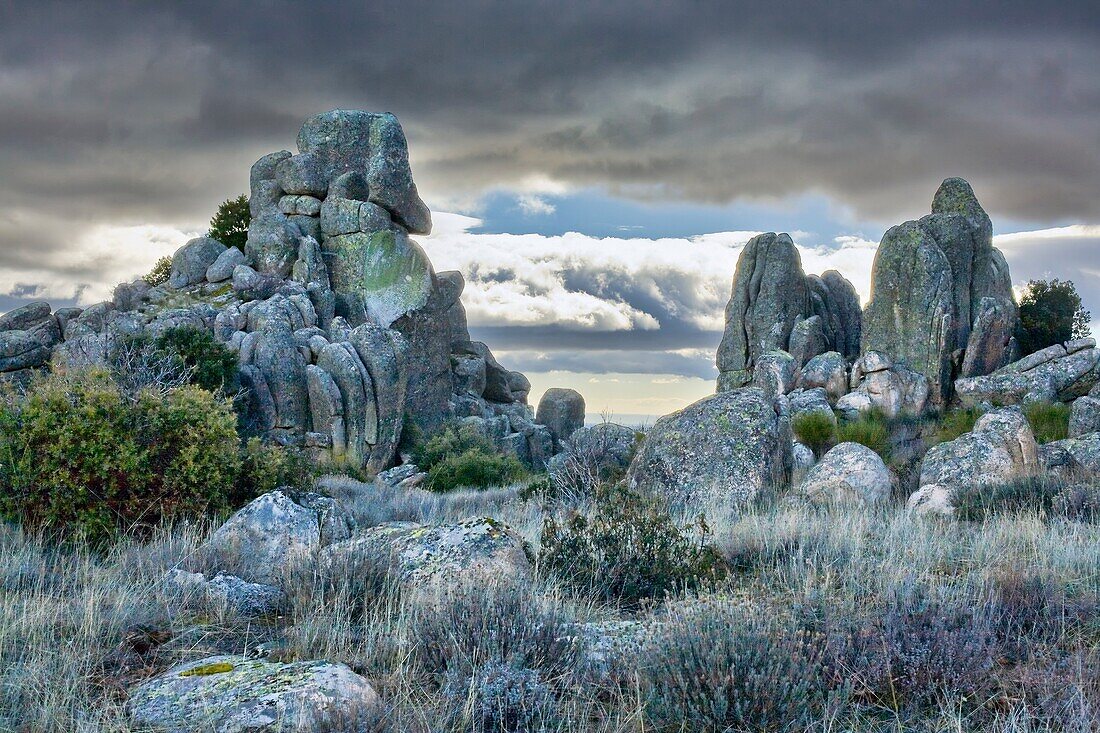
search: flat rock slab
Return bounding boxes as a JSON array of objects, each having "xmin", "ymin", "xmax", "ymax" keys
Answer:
[{"xmin": 127, "ymin": 655, "xmax": 379, "ymax": 732}]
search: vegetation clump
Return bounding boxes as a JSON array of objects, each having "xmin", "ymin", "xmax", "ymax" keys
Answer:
[
  {"xmin": 539, "ymin": 485, "xmax": 723, "ymax": 609},
  {"xmin": 153, "ymin": 326, "xmax": 239, "ymax": 395},
  {"xmin": 0, "ymin": 371, "xmax": 240, "ymax": 542},
  {"xmin": 413, "ymin": 422, "xmax": 528, "ymax": 492},
  {"xmin": 1016, "ymin": 278, "xmax": 1091, "ymax": 356},
  {"xmin": 836, "ymin": 409, "xmax": 892, "ymax": 462},
  {"xmin": 792, "ymin": 411, "xmax": 837, "ymax": 458},
  {"xmin": 142, "ymin": 256, "xmax": 173, "ymax": 287},
  {"xmin": 207, "ymin": 194, "xmax": 251, "ymax": 251},
  {"xmin": 1023, "ymin": 400, "xmax": 1070, "ymax": 444},
  {"xmin": 935, "ymin": 406, "xmax": 982, "ymax": 443}
]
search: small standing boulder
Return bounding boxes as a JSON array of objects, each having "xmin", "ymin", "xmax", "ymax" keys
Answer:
[
  {"xmin": 170, "ymin": 237, "xmax": 227, "ymax": 289},
  {"xmin": 536, "ymin": 387, "xmax": 586, "ymax": 450},
  {"xmin": 1070, "ymin": 395, "xmax": 1100, "ymax": 438},
  {"xmin": 794, "ymin": 442, "xmax": 894, "ymax": 505}
]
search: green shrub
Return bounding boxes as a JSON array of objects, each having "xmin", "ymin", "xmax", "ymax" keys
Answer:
[
  {"xmin": 792, "ymin": 411, "xmax": 837, "ymax": 457},
  {"xmin": 644, "ymin": 600, "xmax": 835, "ymax": 732},
  {"xmin": 954, "ymin": 476, "xmax": 1066, "ymax": 521},
  {"xmin": 414, "ymin": 422, "xmax": 528, "ymax": 492},
  {"xmin": 233, "ymin": 437, "xmax": 316, "ymax": 508},
  {"xmin": 207, "ymin": 194, "xmax": 251, "ymax": 251},
  {"xmin": 936, "ymin": 407, "xmax": 982, "ymax": 443},
  {"xmin": 1023, "ymin": 401, "xmax": 1070, "ymax": 444},
  {"xmin": 0, "ymin": 371, "xmax": 240, "ymax": 542},
  {"xmin": 143, "ymin": 256, "xmax": 172, "ymax": 287},
  {"xmin": 153, "ymin": 326, "xmax": 239, "ymax": 395},
  {"xmin": 1016, "ymin": 278, "xmax": 1091, "ymax": 356},
  {"xmin": 539, "ymin": 485, "xmax": 724, "ymax": 609},
  {"xmin": 836, "ymin": 409, "xmax": 892, "ymax": 462}
]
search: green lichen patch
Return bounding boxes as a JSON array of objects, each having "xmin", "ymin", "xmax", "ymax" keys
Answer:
[{"xmin": 180, "ymin": 661, "xmax": 235, "ymax": 677}]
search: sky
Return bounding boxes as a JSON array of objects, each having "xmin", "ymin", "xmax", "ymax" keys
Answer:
[{"xmin": 1, "ymin": 1, "xmax": 1099, "ymax": 422}]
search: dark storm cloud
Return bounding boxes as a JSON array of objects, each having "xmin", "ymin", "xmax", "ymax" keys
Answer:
[{"xmin": 1, "ymin": 0, "xmax": 1100, "ymax": 350}]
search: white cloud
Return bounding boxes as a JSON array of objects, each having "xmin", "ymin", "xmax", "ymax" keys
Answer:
[{"xmin": 516, "ymin": 194, "xmax": 556, "ymax": 216}]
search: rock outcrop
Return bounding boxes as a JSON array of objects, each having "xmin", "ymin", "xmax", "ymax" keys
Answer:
[
  {"xmin": 0, "ymin": 110, "xmax": 564, "ymax": 471},
  {"xmin": 716, "ymin": 233, "xmax": 861, "ymax": 390},
  {"xmin": 955, "ymin": 338, "xmax": 1099, "ymax": 407},
  {"xmin": 862, "ymin": 178, "xmax": 1017, "ymax": 403},
  {"xmin": 794, "ymin": 442, "xmax": 894, "ymax": 505},
  {"xmin": 626, "ymin": 387, "xmax": 792, "ymax": 509}
]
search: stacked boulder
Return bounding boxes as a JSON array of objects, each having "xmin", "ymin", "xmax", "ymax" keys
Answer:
[
  {"xmin": 862, "ymin": 178, "xmax": 1017, "ymax": 405},
  {"xmin": 954, "ymin": 337, "xmax": 1099, "ymax": 407},
  {"xmin": 715, "ymin": 232, "xmax": 862, "ymax": 391},
  {"xmin": 3, "ymin": 110, "xmax": 560, "ymax": 472}
]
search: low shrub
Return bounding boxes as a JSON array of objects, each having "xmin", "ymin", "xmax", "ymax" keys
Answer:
[
  {"xmin": 0, "ymin": 371, "xmax": 240, "ymax": 542},
  {"xmin": 233, "ymin": 437, "xmax": 316, "ymax": 508},
  {"xmin": 414, "ymin": 422, "xmax": 528, "ymax": 492},
  {"xmin": 936, "ymin": 407, "xmax": 982, "ymax": 443},
  {"xmin": 154, "ymin": 326, "xmax": 239, "ymax": 395},
  {"xmin": 836, "ymin": 409, "xmax": 892, "ymax": 462},
  {"xmin": 954, "ymin": 475, "xmax": 1067, "ymax": 521},
  {"xmin": 142, "ymin": 256, "xmax": 172, "ymax": 287},
  {"xmin": 644, "ymin": 600, "xmax": 836, "ymax": 732},
  {"xmin": 1024, "ymin": 401, "xmax": 1070, "ymax": 444},
  {"xmin": 539, "ymin": 486, "xmax": 723, "ymax": 609},
  {"xmin": 792, "ymin": 411, "xmax": 837, "ymax": 457},
  {"xmin": 1052, "ymin": 482, "xmax": 1100, "ymax": 522},
  {"xmin": 441, "ymin": 662, "xmax": 556, "ymax": 733}
]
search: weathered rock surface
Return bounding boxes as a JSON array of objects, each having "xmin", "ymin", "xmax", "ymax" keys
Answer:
[
  {"xmin": 798, "ymin": 351, "xmax": 848, "ymax": 402},
  {"xmin": 322, "ymin": 517, "xmax": 531, "ymax": 589},
  {"xmin": 170, "ymin": 237, "xmax": 227, "ymax": 289},
  {"xmin": 918, "ymin": 408, "xmax": 1039, "ymax": 492},
  {"xmin": 1070, "ymin": 395, "xmax": 1100, "ymax": 438},
  {"xmin": 795, "ymin": 442, "xmax": 894, "ymax": 505},
  {"xmin": 127, "ymin": 655, "xmax": 380, "ymax": 732},
  {"xmin": 752, "ymin": 349, "xmax": 798, "ymax": 397},
  {"xmin": 206, "ymin": 246, "xmax": 248, "ymax": 283},
  {"xmin": 166, "ymin": 569, "xmax": 286, "ymax": 618},
  {"xmin": 202, "ymin": 490, "xmax": 351, "ymax": 585},
  {"xmin": 537, "ymin": 387, "xmax": 586, "ymax": 450},
  {"xmin": 1042, "ymin": 432, "xmax": 1100, "ymax": 479},
  {"xmin": 956, "ymin": 343, "xmax": 1100, "ymax": 406},
  {"xmin": 627, "ymin": 387, "xmax": 791, "ymax": 508}
]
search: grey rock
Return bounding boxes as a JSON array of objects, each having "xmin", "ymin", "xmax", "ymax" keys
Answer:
[
  {"xmin": 202, "ymin": 490, "xmax": 351, "ymax": 585},
  {"xmin": 289, "ymin": 214, "xmax": 322, "ymax": 243},
  {"xmin": 113, "ymin": 280, "xmax": 151, "ymax": 312},
  {"xmin": 558, "ymin": 422, "xmax": 638, "ymax": 475},
  {"xmin": 1042, "ymin": 433, "xmax": 1100, "ymax": 479},
  {"xmin": 231, "ymin": 265, "xmax": 282, "ymax": 301},
  {"xmin": 238, "ymin": 365, "xmax": 277, "ymax": 435},
  {"xmin": 319, "ymin": 197, "xmax": 365, "ymax": 237},
  {"xmin": 789, "ymin": 315, "xmax": 828, "ymax": 367},
  {"xmin": 245, "ymin": 214, "xmax": 300, "ymax": 278},
  {"xmin": 452, "ymin": 354, "xmax": 487, "ymax": 396},
  {"xmin": 127, "ymin": 655, "xmax": 379, "ymax": 733},
  {"xmin": 1069, "ymin": 395, "xmax": 1100, "ymax": 438},
  {"xmin": 169, "ymin": 237, "xmax": 227, "ymax": 289},
  {"xmin": 716, "ymin": 233, "xmax": 809, "ymax": 391},
  {"xmin": 166, "ymin": 569, "xmax": 286, "ymax": 618},
  {"xmin": 788, "ymin": 387, "xmax": 835, "ymax": 422},
  {"xmin": 0, "ymin": 301, "xmax": 51, "ymax": 332},
  {"xmin": 626, "ymin": 387, "xmax": 792, "ymax": 509},
  {"xmin": 795, "ymin": 442, "xmax": 894, "ymax": 505},
  {"xmin": 348, "ymin": 324, "xmax": 409, "ymax": 471},
  {"xmin": 821, "ymin": 270, "xmax": 862, "ymax": 360},
  {"xmin": 536, "ymin": 387, "xmax": 586, "ymax": 450},
  {"xmin": 323, "ymin": 227, "xmax": 434, "ymax": 327},
  {"xmin": 861, "ymin": 219, "xmax": 955, "ymax": 404},
  {"xmin": 508, "ymin": 371, "xmax": 531, "ymax": 404},
  {"xmin": 249, "ymin": 179, "xmax": 283, "ymax": 218},
  {"xmin": 206, "ymin": 246, "xmax": 248, "ymax": 283},
  {"xmin": 457, "ymin": 342, "xmax": 515, "ymax": 403},
  {"xmin": 328, "ymin": 170, "xmax": 370, "ymax": 201},
  {"xmin": 956, "ymin": 347, "xmax": 1100, "ymax": 406},
  {"xmin": 306, "ymin": 365, "xmax": 346, "ymax": 456},
  {"xmin": 1066, "ymin": 337, "xmax": 1096, "ymax": 355},
  {"xmin": 316, "ymin": 342, "xmax": 377, "ymax": 465},
  {"xmin": 752, "ymin": 349, "xmax": 797, "ymax": 397},
  {"xmin": 251, "ymin": 321, "xmax": 309, "ymax": 434},
  {"xmin": 53, "ymin": 307, "xmax": 82, "ymax": 334},
  {"xmin": 296, "ymin": 109, "xmax": 432, "ymax": 234},
  {"xmin": 279, "ymin": 195, "xmax": 322, "ymax": 216},
  {"xmin": 322, "ymin": 517, "xmax": 531, "ymax": 590},
  {"xmin": 961, "ymin": 296, "xmax": 1015, "ymax": 377},
  {"xmin": 0, "ymin": 330, "xmax": 49, "ymax": 371},
  {"xmin": 250, "ymin": 150, "xmax": 292, "ymax": 189},
  {"xmin": 919, "ymin": 407, "xmax": 1039, "ymax": 491},
  {"xmin": 275, "ymin": 152, "xmax": 328, "ymax": 197},
  {"xmin": 906, "ymin": 483, "xmax": 956, "ymax": 518},
  {"xmin": 798, "ymin": 351, "xmax": 848, "ymax": 402}
]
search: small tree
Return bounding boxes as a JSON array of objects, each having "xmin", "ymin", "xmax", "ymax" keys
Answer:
[
  {"xmin": 1017, "ymin": 279, "xmax": 1092, "ymax": 356},
  {"xmin": 143, "ymin": 256, "xmax": 172, "ymax": 286},
  {"xmin": 208, "ymin": 194, "xmax": 251, "ymax": 251}
]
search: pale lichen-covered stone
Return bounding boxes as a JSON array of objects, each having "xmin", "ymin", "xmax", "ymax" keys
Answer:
[{"xmin": 795, "ymin": 442, "xmax": 894, "ymax": 505}]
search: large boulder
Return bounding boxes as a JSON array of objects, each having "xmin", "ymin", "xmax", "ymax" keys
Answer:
[
  {"xmin": 536, "ymin": 387, "xmax": 586, "ymax": 450},
  {"xmin": 716, "ymin": 233, "xmax": 808, "ymax": 390},
  {"xmin": 201, "ymin": 490, "xmax": 350, "ymax": 585},
  {"xmin": 626, "ymin": 387, "xmax": 792, "ymax": 508},
  {"xmin": 206, "ymin": 246, "xmax": 248, "ymax": 283},
  {"xmin": 0, "ymin": 330, "xmax": 49, "ymax": 371},
  {"xmin": 296, "ymin": 110, "xmax": 432, "ymax": 234},
  {"xmin": 322, "ymin": 517, "xmax": 531, "ymax": 590},
  {"xmin": 861, "ymin": 219, "xmax": 955, "ymax": 404},
  {"xmin": 955, "ymin": 344, "xmax": 1100, "ymax": 406},
  {"xmin": 127, "ymin": 655, "xmax": 380, "ymax": 732},
  {"xmin": 0, "ymin": 301, "xmax": 52, "ymax": 332},
  {"xmin": 794, "ymin": 442, "xmax": 894, "ymax": 505},
  {"xmin": 918, "ymin": 407, "xmax": 1039, "ymax": 492},
  {"xmin": 170, "ymin": 236, "xmax": 226, "ymax": 288},
  {"xmin": 820, "ymin": 270, "xmax": 862, "ymax": 360},
  {"xmin": 323, "ymin": 227, "xmax": 434, "ymax": 327},
  {"xmin": 960, "ymin": 296, "xmax": 1015, "ymax": 377},
  {"xmin": 1070, "ymin": 395, "xmax": 1100, "ymax": 438},
  {"xmin": 246, "ymin": 214, "xmax": 301, "ymax": 278}
]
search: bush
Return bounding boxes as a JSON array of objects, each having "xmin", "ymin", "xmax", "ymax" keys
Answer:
[
  {"xmin": 233, "ymin": 437, "xmax": 316, "ymax": 508},
  {"xmin": 792, "ymin": 411, "xmax": 837, "ymax": 457},
  {"xmin": 0, "ymin": 372, "xmax": 240, "ymax": 542},
  {"xmin": 539, "ymin": 485, "xmax": 723, "ymax": 609},
  {"xmin": 644, "ymin": 600, "xmax": 835, "ymax": 732},
  {"xmin": 207, "ymin": 194, "xmax": 251, "ymax": 251},
  {"xmin": 954, "ymin": 475, "xmax": 1066, "ymax": 521},
  {"xmin": 1024, "ymin": 401, "xmax": 1070, "ymax": 444},
  {"xmin": 936, "ymin": 407, "xmax": 981, "ymax": 443},
  {"xmin": 441, "ymin": 662, "xmax": 555, "ymax": 733},
  {"xmin": 414, "ymin": 423, "xmax": 528, "ymax": 492},
  {"xmin": 1016, "ymin": 278, "xmax": 1091, "ymax": 356},
  {"xmin": 836, "ymin": 409, "xmax": 892, "ymax": 461},
  {"xmin": 153, "ymin": 326, "xmax": 239, "ymax": 395},
  {"xmin": 143, "ymin": 256, "xmax": 172, "ymax": 287}
]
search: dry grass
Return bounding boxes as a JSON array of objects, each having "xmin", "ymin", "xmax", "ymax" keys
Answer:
[{"xmin": 0, "ymin": 477, "xmax": 1097, "ymax": 731}]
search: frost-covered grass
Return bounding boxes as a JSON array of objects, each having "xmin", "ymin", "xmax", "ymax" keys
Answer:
[{"xmin": 0, "ymin": 480, "xmax": 1097, "ymax": 732}]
